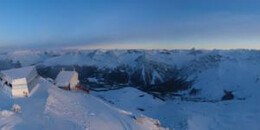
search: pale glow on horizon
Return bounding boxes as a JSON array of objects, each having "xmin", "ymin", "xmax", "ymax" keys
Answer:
[{"xmin": 64, "ymin": 43, "xmax": 260, "ymax": 50}]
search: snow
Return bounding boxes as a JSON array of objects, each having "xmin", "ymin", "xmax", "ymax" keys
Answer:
[
  {"xmin": 135, "ymin": 116, "xmax": 168, "ymax": 130},
  {"xmin": 2, "ymin": 49, "xmax": 260, "ymax": 129},
  {"xmin": 43, "ymin": 51, "xmax": 120, "ymax": 69},
  {"xmin": 191, "ymin": 53, "xmax": 260, "ymax": 99},
  {"xmin": 92, "ymin": 87, "xmax": 260, "ymax": 130},
  {"xmin": 0, "ymin": 110, "xmax": 22, "ymax": 130},
  {"xmin": 6, "ymin": 50, "xmax": 48, "ymax": 66},
  {"xmin": 87, "ymin": 77, "xmax": 98, "ymax": 83},
  {"xmin": 151, "ymin": 70, "xmax": 163, "ymax": 85},
  {"xmin": 0, "ymin": 77, "xmax": 165, "ymax": 130},
  {"xmin": 0, "ymin": 49, "xmax": 215, "ymax": 71},
  {"xmin": 1, "ymin": 66, "xmax": 36, "ymax": 81},
  {"xmin": 44, "ymin": 54, "xmax": 87, "ymax": 66},
  {"xmin": 55, "ymin": 71, "xmax": 77, "ymax": 87},
  {"xmin": 141, "ymin": 65, "xmax": 146, "ymax": 85}
]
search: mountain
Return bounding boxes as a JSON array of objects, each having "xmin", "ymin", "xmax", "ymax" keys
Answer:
[
  {"xmin": 1, "ymin": 49, "xmax": 260, "ymax": 129},
  {"xmin": 1, "ymin": 49, "xmax": 260, "ymax": 99}
]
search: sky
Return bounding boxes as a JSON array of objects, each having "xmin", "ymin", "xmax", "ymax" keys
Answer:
[{"xmin": 1, "ymin": 0, "xmax": 260, "ymax": 49}]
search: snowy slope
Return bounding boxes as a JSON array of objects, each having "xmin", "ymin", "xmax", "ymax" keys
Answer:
[
  {"xmin": 0, "ymin": 77, "xmax": 166, "ymax": 130},
  {"xmin": 93, "ymin": 87, "xmax": 260, "ymax": 130}
]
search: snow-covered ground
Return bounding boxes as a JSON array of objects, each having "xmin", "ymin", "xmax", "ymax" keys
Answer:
[
  {"xmin": 0, "ymin": 78, "xmax": 166, "ymax": 130},
  {"xmin": 93, "ymin": 87, "xmax": 260, "ymax": 130}
]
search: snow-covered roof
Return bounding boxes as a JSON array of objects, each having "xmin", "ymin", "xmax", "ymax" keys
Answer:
[
  {"xmin": 1, "ymin": 66, "xmax": 36, "ymax": 80},
  {"xmin": 55, "ymin": 71, "xmax": 77, "ymax": 87}
]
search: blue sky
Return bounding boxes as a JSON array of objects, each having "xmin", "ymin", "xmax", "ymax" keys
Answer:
[{"xmin": 1, "ymin": 0, "xmax": 260, "ymax": 49}]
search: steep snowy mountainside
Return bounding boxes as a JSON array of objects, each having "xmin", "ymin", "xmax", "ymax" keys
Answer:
[
  {"xmin": 117, "ymin": 50, "xmax": 144, "ymax": 66},
  {"xmin": 3, "ymin": 49, "xmax": 260, "ymax": 99},
  {"xmin": 34, "ymin": 49, "xmax": 193, "ymax": 90},
  {"xmin": 3, "ymin": 49, "xmax": 214, "ymax": 70},
  {"xmin": 175, "ymin": 50, "xmax": 260, "ymax": 100},
  {"xmin": 191, "ymin": 54, "xmax": 260, "ymax": 99}
]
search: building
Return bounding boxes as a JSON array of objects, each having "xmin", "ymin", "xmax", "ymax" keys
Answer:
[
  {"xmin": 0, "ymin": 66, "xmax": 38, "ymax": 97},
  {"xmin": 55, "ymin": 70, "xmax": 79, "ymax": 90}
]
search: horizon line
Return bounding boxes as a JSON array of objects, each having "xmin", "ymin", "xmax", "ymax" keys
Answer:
[
  {"xmin": 62, "ymin": 43, "xmax": 260, "ymax": 50},
  {"xmin": 2, "ymin": 43, "xmax": 260, "ymax": 51}
]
